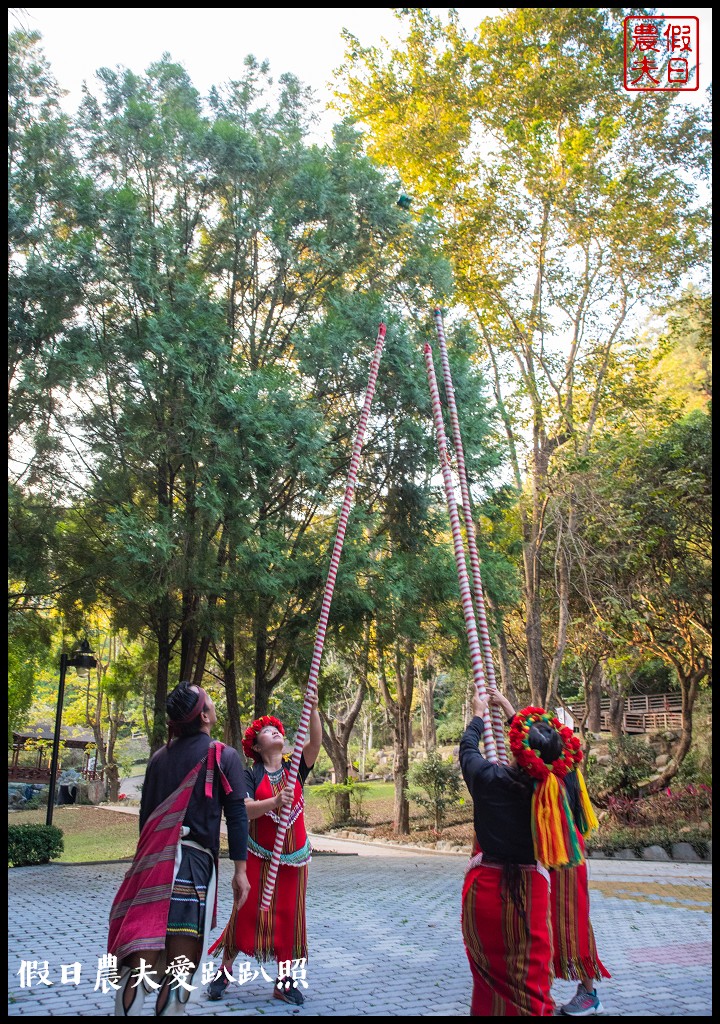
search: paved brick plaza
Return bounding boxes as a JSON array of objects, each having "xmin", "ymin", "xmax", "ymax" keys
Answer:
[{"xmin": 8, "ymin": 850, "xmax": 711, "ymax": 1016}]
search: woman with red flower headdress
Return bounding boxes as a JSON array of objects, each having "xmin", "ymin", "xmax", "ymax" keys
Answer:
[
  {"xmin": 207, "ymin": 693, "xmax": 321, "ymax": 1007},
  {"xmin": 459, "ymin": 687, "xmax": 595, "ymax": 1017},
  {"xmin": 494, "ymin": 692, "xmax": 610, "ymax": 1016}
]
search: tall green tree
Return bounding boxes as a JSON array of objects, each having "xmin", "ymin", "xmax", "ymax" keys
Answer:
[
  {"xmin": 8, "ymin": 29, "xmax": 88, "ymax": 469},
  {"xmin": 46, "ymin": 53, "xmax": 457, "ymax": 753},
  {"xmin": 8, "ymin": 30, "xmax": 91, "ymax": 723},
  {"xmin": 582, "ymin": 408, "xmax": 711, "ymax": 785},
  {"xmin": 337, "ymin": 8, "xmax": 711, "ymax": 707}
]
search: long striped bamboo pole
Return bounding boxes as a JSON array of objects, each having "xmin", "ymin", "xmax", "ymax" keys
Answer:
[
  {"xmin": 259, "ymin": 323, "xmax": 387, "ymax": 910},
  {"xmin": 433, "ymin": 309, "xmax": 509, "ymax": 763},
  {"xmin": 423, "ymin": 342, "xmax": 498, "ymax": 762}
]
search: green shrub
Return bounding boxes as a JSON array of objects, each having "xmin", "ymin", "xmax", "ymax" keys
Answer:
[
  {"xmin": 8, "ymin": 824, "xmax": 64, "ymax": 867},
  {"xmin": 360, "ymin": 750, "xmax": 380, "ymax": 776},
  {"xmin": 311, "ymin": 781, "xmax": 370, "ymax": 827},
  {"xmin": 676, "ymin": 748, "xmax": 713, "ymax": 787},
  {"xmin": 585, "ymin": 823, "xmax": 710, "ymax": 859},
  {"xmin": 436, "ymin": 718, "xmax": 464, "ymax": 744},
  {"xmin": 602, "ymin": 736, "xmax": 656, "ymax": 796},
  {"xmin": 409, "ymin": 751, "xmax": 462, "ymax": 832}
]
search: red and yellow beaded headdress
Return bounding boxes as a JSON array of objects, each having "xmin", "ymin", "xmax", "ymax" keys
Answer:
[
  {"xmin": 242, "ymin": 715, "xmax": 285, "ymax": 761},
  {"xmin": 508, "ymin": 706, "xmax": 598, "ymax": 869}
]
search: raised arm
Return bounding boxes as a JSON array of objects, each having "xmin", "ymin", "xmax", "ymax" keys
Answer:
[
  {"xmin": 488, "ymin": 686, "xmax": 516, "ymax": 720},
  {"xmin": 459, "ymin": 693, "xmax": 489, "ymax": 785},
  {"xmin": 303, "ymin": 690, "xmax": 322, "ymax": 768}
]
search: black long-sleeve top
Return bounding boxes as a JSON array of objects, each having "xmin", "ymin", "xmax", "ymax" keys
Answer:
[
  {"xmin": 140, "ymin": 733, "xmax": 249, "ymax": 861},
  {"xmin": 459, "ymin": 715, "xmax": 536, "ymax": 863}
]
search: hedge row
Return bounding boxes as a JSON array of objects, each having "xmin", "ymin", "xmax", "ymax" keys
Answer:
[{"xmin": 8, "ymin": 824, "xmax": 64, "ymax": 867}]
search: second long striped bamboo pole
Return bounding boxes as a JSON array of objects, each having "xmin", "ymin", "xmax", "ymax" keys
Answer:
[
  {"xmin": 423, "ymin": 342, "xmax": 498, "ymax": 762},
  {"xmin": 434, "ymin": 309, "xmax": 508, "ymax": 763}
]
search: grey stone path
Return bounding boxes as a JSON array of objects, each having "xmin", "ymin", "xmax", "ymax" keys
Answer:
[{"xmin": 8, "ymin": 853, "xmax": 711, "ymax": 1016}]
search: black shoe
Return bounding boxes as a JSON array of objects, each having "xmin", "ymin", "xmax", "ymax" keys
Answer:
[
  {"xmin": 207, "ymin": 970, "xmax": 231, "ymax": 1001},
  {"xmin": 273, "ymin": 980, "xmax": 305, "ymax": 1006}
]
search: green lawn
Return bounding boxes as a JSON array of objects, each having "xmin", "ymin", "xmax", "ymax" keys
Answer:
[
  {"xmin": 305, "ymin": 780, "xmax": 395, "ymax": 803},
  {"xmin": 7, "ymin": 781, "xmax": 456, "ymax": 864},
  {"xmin": 8, "ymin": 806, "xmax": 140, "ymax": 863}
]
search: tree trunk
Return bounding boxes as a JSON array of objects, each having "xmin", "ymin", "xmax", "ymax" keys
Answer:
[
  {"xmin": 193, "ymin": 534, "xmax": 227, "ymax": 688},
  {"xmin": 179, "ymin": 468, "xmax": 198, "ymax": 682},
  {"xmin": 105, "ymin": 695, "xmax": 121, "ymax": 802},
  {"xmin": 393, "ymin": 649, "xmax": 414, "ymax": 834},
  {"xmin": 419, "ymin": 659, "xmax": 437, "ymax": 753},
  {"xmin": 222, "ymin": 624, "xmax": 243, "ymax": 754},
  {"xmin": 546, "ymin": 516, "xmax": 572, "ymax": 709},
  {"xmin": 393, "ymin": 729, "xmax": 410, "ymax": 834},
  {"xmin": 608, "ymin": 688, "xmax": 624, "ymax": 739},
  {"xmin": 576, "ymin": 692, "xmax": 592, "ymax": 764},
  {"xmin": 494, "ymin": 614, "xmax": 518, "ymax": 708},
  {"xmin": 375, "ymin": 629, "xmax": 414, "ymax": 835},
  {"xmin": 192, "ymin": 634, "xmax": 211, "ymax": 687},
  {"xmin": 640, "ymin": 663, "xmax": 706, "ymax": 794},
  {"xmin": 151, "ymin": 597, "xmax": 172, "ymax": 754},
  {"xmin": 523, "ymin": 539, "xmax": 547, "ymax": 706},
  {"xmin": 253, "ymin": 596, "xmax": 272, "ymax": 716},
  {"xmin": 360, "ymin": 714, "xmax": 368, "ymax": 780},
  {"xmin": 141, "ymin": 680, "xmax": 152, "ymax": 744},
  {"xmin": 321, "ymin": 722, "xmax": 351, "ymax": 822},
  {"xmin": 320, "ymin": 671, "xmax": 367, "ymax": 821},
  {"xmin": 152, "ymin": 462, "xmax": 173, "ymax": 753},
  {"xmin": 179, "ymin": 588, "xmax": 198, "ymax": 683},
  {"xmin": 587, "ymin": 662, "xmax": 602, "ymax": 733}
]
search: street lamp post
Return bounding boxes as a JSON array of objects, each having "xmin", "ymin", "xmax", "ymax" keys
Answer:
[{"xmin": 46, "ymin": 639, "xmax": 98, "ymax": 827}]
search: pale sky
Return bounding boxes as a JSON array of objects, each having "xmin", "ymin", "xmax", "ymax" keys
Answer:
[
  {"xmin": 11, "ymin": 7, "xmax": 713, "ymax": 141},
  {"xmin": 13, "ymin": 7, "xmax": 498, "ymax": 137}
]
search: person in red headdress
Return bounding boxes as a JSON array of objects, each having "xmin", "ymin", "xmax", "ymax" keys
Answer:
[
  {"xmin": 459, "ymin": 688, "xmax": 594, "ymax": 1017},
  {"xmin": 108, "ymin": 681, "xmax": 250, "ymax": 1017},
  {"xmin": 485, "ymin": 689, "xmax": 610, "ymax": 1016},
  {"xmin": 207, "ymin": 692, "xmax": 321, "ymax": 1006}
]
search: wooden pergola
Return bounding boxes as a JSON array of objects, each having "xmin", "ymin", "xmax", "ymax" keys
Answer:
[{"xmin": 8, "ymin": 730, "xmax": 103, "ymax": 783}]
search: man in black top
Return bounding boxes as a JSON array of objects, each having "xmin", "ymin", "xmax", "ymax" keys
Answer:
[{"xmin": 111, "ymin": 682, "xmax": 250, "ymax": 1017}]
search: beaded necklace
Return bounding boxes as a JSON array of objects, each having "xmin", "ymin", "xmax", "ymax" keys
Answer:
[{"xmin": 265, "ymin": 764, "xmax": 285, "ymax": 786}]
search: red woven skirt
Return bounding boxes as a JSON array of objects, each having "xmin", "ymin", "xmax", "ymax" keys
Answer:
[
  {"xmin": 461, "ymin": 862, "xmax": 555, "ymax": 1017},
  {"xmin": 551, "ymin": 857, "xmax": 611, "ymax": 981},
  {"xmin": 209, "ymin": 850, "xmax": 308, "ymax": 964}
]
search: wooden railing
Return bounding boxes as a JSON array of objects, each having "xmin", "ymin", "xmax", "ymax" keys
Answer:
[
  {"xmin": 8, "ymin": 765, "xmax": 53, "ymax": 782},
  {"xmin": 8, "ymin": 765, "xmax": 105, "ymax": 783},
  {"xmin": 566, "ymin": 694, "xmax": 682, "ymax": 734}
]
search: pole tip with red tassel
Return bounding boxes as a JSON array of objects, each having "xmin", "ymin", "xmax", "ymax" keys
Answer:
[{"xmin": 378, "ymin": 323, "xmax": 386, "ymax": 338}]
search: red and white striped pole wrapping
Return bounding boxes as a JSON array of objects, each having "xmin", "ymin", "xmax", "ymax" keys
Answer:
[
  {"xmin": 259, "ymin": 323, "xmax": 387, "ymax": 910},
  {"xmin": 423, "ymin": 342, "xmax": 498, "ymax": 762},
  {"xmin": 433, "ymin": 309, "xmax": 509, "ymax": 764}
]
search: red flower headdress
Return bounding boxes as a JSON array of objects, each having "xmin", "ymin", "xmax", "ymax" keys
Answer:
[
  {"xmin": 242, "ymin": 715, "xmax": 285, "ymax": 761},
  {"xmin": 508, "ymin": 706, "xmax": 597, "ymax": 868}
]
